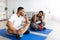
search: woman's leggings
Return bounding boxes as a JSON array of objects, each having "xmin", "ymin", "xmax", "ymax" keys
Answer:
[{"xmin": 30, "ymin": 22, "xmax": 45, "ymax": 29}]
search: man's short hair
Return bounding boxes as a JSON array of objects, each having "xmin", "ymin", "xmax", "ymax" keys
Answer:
[{"xmin": 17, "ymin": 7, "xmax": 24, "ymax": 12}]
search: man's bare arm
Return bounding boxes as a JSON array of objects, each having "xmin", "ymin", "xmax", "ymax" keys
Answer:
[{"xmin": 21, "ymin": 16, "xmax": 29, "ymax": 34}]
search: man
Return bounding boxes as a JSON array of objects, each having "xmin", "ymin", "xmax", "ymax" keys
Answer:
[{"xmin": 7, "ymin": 7, "xmax": 29, "ymax": 40}]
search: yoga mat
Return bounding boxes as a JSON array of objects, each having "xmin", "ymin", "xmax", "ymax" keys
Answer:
[
  {"xmin": 30, "ymin": 28, "xmax": 52, "ymax": 35},
  {"xmin": 0, "ymin": 29, "xmax": 46, "ymax": 40}
]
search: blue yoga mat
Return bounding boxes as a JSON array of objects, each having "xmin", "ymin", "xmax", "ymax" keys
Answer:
[
  {"xmin": 30, "ymin": 28, "xmax": 52, "ymax": 35},
  {"xmin": 0, "ymin": 29, "xmax": 46, "ymax": 40}
]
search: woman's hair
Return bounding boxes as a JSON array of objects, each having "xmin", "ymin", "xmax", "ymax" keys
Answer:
[
  {"xmin": 38, "ymin": 11, "xmax": 44, "ymax": 16},
  {"xmin": 37, "ymin": 11, "xmax": 45, "ymax": 18}
]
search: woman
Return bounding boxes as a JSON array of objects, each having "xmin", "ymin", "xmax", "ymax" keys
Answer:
[{"xmin": 30, "ymin": 11, "xmax": 46, "ymax": 31}]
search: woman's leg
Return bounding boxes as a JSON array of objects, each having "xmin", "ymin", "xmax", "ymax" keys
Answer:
[
  {"xmin": 42, "ymin": 22, "xmax": 45, "ymax": 26},
  {"xmin": 30, "ymin": 23, "xmax": 38, "ymax": 31},
  {"xmin": 38, "ymin": 22, "xmax": 46, "ymax": 30},
  {"xmin": 41, "ymin": 22, "xmax": 46, "ymax": 30}
]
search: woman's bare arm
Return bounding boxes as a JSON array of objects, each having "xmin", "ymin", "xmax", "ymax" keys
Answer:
[
  {"xmin": 40, "ymin": 16, "xmax": 45, "ymax": 23},
  {"xmin": 33, "ymin": 15, "xmax": 36, "ymax": 24}
]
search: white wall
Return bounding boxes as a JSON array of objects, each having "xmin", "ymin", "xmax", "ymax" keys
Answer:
[
  {"xmin": 7, "ymin": 0, "xmax": 51, "ymax": 12},
  {"xmin": 50, "ymin": 0, "xmax": 60, "ymax": 21},
  {"xmin": 7, "ymin": 0, "xmax": 52, "ymax": 19},
  {"xmin": 7, "ymin": 0, "xmax": 15, "ymax": 18},
  {"xmin": 8, "ymin": 0, "xmax": 60, "ymax": 21}
]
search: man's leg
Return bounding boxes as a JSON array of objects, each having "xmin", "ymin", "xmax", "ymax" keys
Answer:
[
  {"xmin": 7, "ymin": 29, "xmax": 22, "ymax": 40},
  {"xmin": 17, "ymin": 28, "xmax": 29, "ymax": 37},
  {"xmin": 7, "ymin": 26, "xmax": 21, "ymax": 40},
  {"xmin": 24, "ymin": 30, "xmax": 30, "ymax": 34},
  {"xmin": 17, "ymin": 29, "xmax": 23, "ymax": 37},
  {"xmin": 7, "ymin": 29, "xmax": 17, "ymax": 35},
  {"xmin": 7, "ymin": 29, "xmax": 13, "ymax": 34}
]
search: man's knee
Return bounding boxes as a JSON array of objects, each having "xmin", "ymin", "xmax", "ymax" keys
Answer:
[
  {"xmin": 7, "ymin": 29, "xmax": 13, "ymax": 34},
  {"xmin": 7, "ymin": 29, "xmax": 17, "ymax": 34}
]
